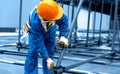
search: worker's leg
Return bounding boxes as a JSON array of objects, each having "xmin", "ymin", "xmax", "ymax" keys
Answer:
[
  {"xmin": 24, "ymin": 33, "xmax": 39, "ymax": 74},
  {"xmin": 42, "ymin": 41, "xmax": 55, "ymax": 74},
  {"xmin": 42, "ymin": 26, "xmax": 56, "ymax": 74},
  {"xmin": 24, "ymin": 50, "xmax": 38, "ymax": 74}
]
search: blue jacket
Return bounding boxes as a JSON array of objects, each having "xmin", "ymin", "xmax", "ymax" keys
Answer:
[{"xmin": 28, "ymin": 9, "xmax": 68, "ymax": 59}]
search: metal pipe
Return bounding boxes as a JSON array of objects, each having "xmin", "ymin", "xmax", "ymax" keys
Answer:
[
  {"xmin": 55, "ymin": 0, "xmax": 58, "ymax": 3},
  {"xmin": 67, "ymin": 1, "xmax": 70, "ymax": 22},
  {"xmin": 64, "ymin": 52, "xmax": 113, "ymax": 71},
  {"xmin": 56, "ymin": 0, "xmax": 84, "ymax": 67},
  {"xmin": 65, "ymin": 69, "xmax": 94, "ymax": 74},
  {"xmin": 18, "ymin": 0, "xmax": 22, "ymax": 51},
  {"xmin": 56, "ymin": 48, "xmax": 65, "ymax": 67},
  {"xmin": 118, "ymin": 21, "xmax": 120, "ymax": 49},
  {"xmin": 67, "ymin": 0, "xmax": 83, "ymax": 40},
  {"xmin": 92, "ymin": 4, "xmax": 97, "ymax": 40},
  {"xmin": 74, "ymin": 19, "xmax": 78, "ymax": 43},
  {"xmin": 98, "ymin": 0, "xmax": 104, "ymax": 46},
  {"xmin": 76, "ymin": 46, "xmax": 112, "ymax": 51},
  {"xmin": 116, "ymin": 18, "xmax": 120, "ymax": 48},
  {"xmin": 115, "ymin": 6, "xmax": 120, "ymax": 49},
  {"xmin": 61, "ymin": 0, "xmax": 64, "ymax": 8},
  {"xmin": 69, "ymin": 0, "xmax": 75, "ymax": 47},
  {"xmin": 86, "ymin": 0, "xmax": 92, "ymax": 47},
  {"xmin": 107, "ymin": 3, "xmax": 113, "ymax": 43},
  {"xmin": 71, "ymin": 0, "xmax": 75, "ymax": 22},
  {"xmin": 67, "ymin": 48, "xmax": 108, "ymax": 54},
  {"xmin": 112, "ymin": 0, "xmax": 118, "ymax": 51},
  {"xmin": 72, "ymin": 1, "xmax": 78, "ymax": 45}
]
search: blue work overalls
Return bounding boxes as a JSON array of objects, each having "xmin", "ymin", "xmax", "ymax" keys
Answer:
[{"xmin": 24, "ymin": 9, "xmax": 68, "ymax": 74}]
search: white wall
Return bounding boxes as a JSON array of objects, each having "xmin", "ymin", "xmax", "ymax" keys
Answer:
[
  {"xmin": 0, "ymin": 0, "xmax": 110, "ymax": 31},
  {"xmin": 0, "ymin": 0, "xmax": 40, "ymax": 28},
  {"xmin": 63, "ymin": 4, "xmax": 110, "ymax": 31},
  {"xmin": 77, "ymin": 9, "xmax": 110, "ymax": 31},
  {"xmin": 95, "ymin": 12, "xmax": 110, "ymax": 31},
  {"xmin": 0, "ymin": 0, "xmax": 20, "ymax": 28}
]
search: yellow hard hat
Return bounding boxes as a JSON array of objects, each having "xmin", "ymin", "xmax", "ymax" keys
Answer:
[{"xmin": 37, "ymin": 0, "xmax": 64, "ymax": 20}]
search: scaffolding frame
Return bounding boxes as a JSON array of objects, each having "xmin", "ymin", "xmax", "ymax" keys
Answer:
[{"xmin": 53, "ymin": 0, "xmax": 119, "ymax": 73}]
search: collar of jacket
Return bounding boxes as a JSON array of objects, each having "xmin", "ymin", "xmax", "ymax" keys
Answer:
[{"xmin": 39, "ymin": 15, "xmax": 55, "ymax": 32}]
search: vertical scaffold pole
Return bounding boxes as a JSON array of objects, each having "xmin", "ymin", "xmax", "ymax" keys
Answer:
[
  {"xmin": 86, "ymin": 0, "xmax": 92, "ymax": 47},
  {"xmin": 18, "ymin": 0, "xmax": 22, "ymax": 51},
  {"xmin": 56, "ymin": 0, "xmax": 84, "ymax": 68},
  {"xmin": 107, "ymin": 2, "xmax": 113, "ymax": 43},
  {"xmin": 112, "ymin": 0, "xmax": 118, "ymax": 51},
  {"xmin": 98, "ymin": 0, "xmax": 104, "ymax": 46}
]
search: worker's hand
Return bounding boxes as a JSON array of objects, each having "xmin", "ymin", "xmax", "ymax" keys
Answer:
[
  {"xmin": 24, "ymin": 22, "xmax": 30, "ymax": 33},
  {"xmin": 58, "ymin": 36, "xmax": 69, "ymax": 48},
  {"xmin": 24, "ymin": 23, "xmax": 29, "ymax": 33},
  {"xmin": 46, "ymin": 58, "xmax": 55, "ymax": 70}
]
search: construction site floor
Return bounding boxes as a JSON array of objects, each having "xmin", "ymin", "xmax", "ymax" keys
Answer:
[{"xmin": 0, "ymin": 33, "xmax": 120, "ymax": 74}]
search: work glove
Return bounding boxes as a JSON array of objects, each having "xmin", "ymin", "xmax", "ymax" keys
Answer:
[
  {"xmin": 46, "ymin": 58, "xmax": 55, "ymax": 70},
  {"xmin": 58, "ymin": 36, "xmax": 69, "ymax": 48}
]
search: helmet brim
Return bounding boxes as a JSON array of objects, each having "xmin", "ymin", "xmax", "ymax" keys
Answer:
[{"xmin": 51, "ymin": 4, "xmax": 64, "ymax": 20}]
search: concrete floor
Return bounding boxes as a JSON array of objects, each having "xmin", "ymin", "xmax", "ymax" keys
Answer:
[
  {"xmin": 0, "ymin": 47, "xmax": 120, "ymax": 74},
  {"xmin": 0, "ymin": 33, "xmax": 120, "ymax": 74}
]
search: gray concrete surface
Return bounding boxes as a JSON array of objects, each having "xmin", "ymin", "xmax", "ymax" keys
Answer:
[{"xmin": 0, "ymin": 34, "xmax": 120, "ymax": 74}]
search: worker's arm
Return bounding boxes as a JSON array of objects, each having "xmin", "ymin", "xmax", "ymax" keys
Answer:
[
  {"xmin": 56, "ymin": 14, "xmax": 69, "ymax": 48},
  {"xmin": 56, "ymin": 14, "xmax": 68, "ymax": 37}
]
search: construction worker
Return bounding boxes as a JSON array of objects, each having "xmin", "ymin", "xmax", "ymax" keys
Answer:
[{"xmin": 24, "ymin": 0, "xmax": 68, "ymax": 74}]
